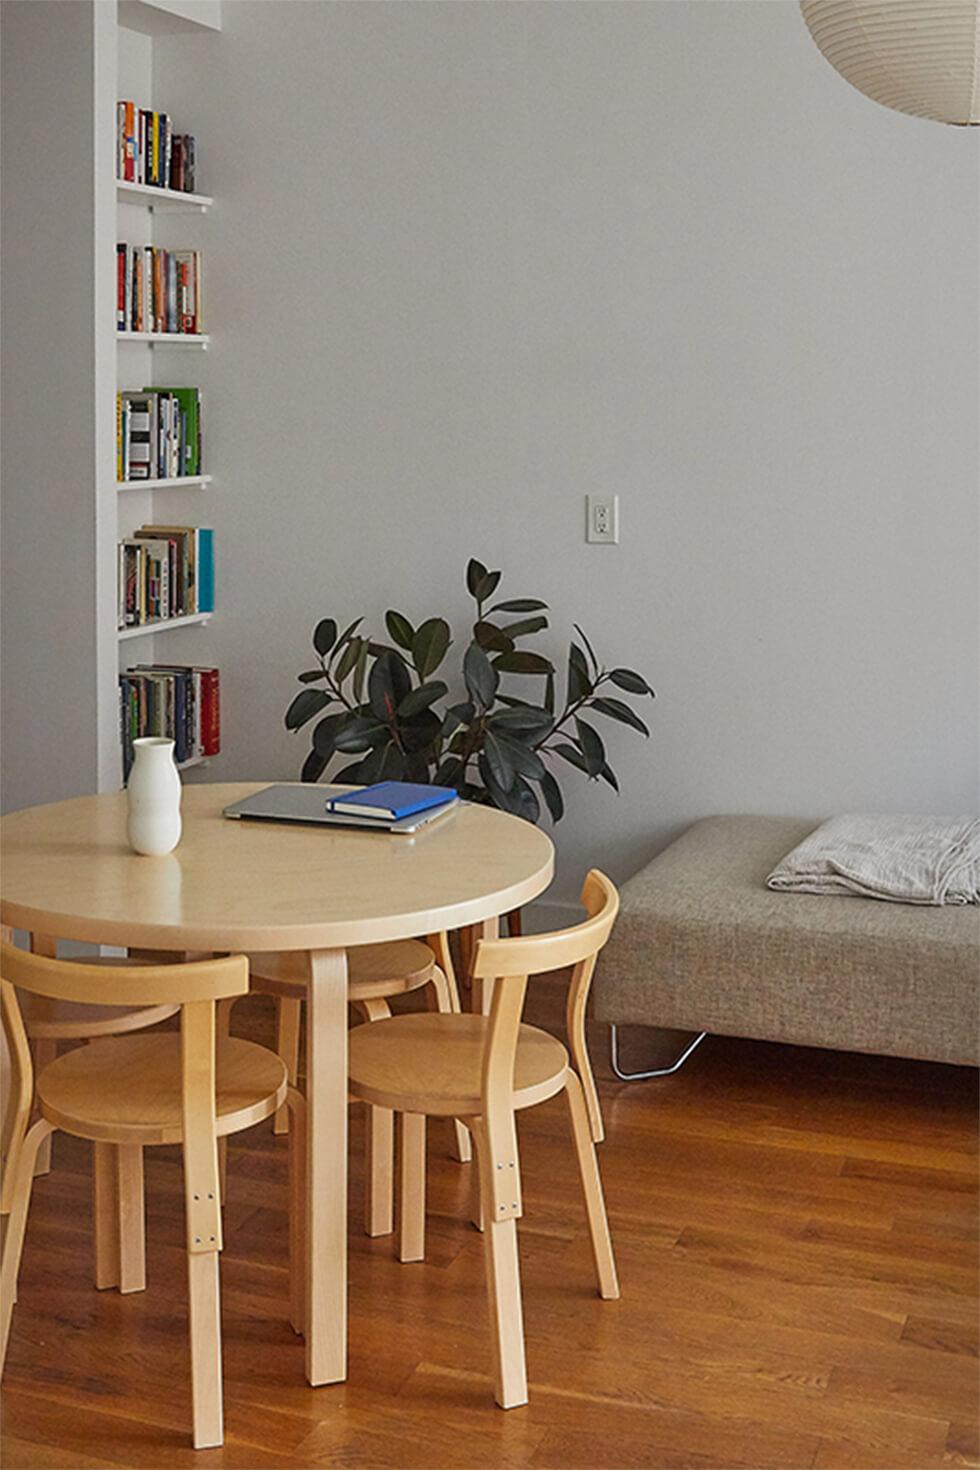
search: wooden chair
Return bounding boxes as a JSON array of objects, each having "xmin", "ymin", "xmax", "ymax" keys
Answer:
[
  {"xmin": 248, "ymin": 934, "xmax": 472, "ymax": 1236},
  {"xmin": 0, "ymin": 942, "xmax": 304, "ymax": 1449},
  {"xmin": 347, "ymin": 870, "xmax": 621, "ymax": 1409}
]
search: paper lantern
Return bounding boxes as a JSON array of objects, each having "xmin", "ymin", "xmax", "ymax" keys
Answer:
[{"xmin": 800, "ymin": 1, "xmax": 980, "ymax": 125}]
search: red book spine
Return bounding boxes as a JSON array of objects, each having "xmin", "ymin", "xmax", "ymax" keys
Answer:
[
  {"xmin": 124, "ymin": 101, "xmax": 135, "ymax": 181},
  {"xmin": 199, "ymin": 669, "xmax": 221, "ymax": 755},
  {"xmin": 117, "ymin": 245, "xmax": 125, "ymax": 328}
]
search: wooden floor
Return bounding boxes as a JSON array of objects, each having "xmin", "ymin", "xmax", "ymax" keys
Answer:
[{"xmin": 2, "ymin": 982, "xmax": 977, "ymax": 1470}]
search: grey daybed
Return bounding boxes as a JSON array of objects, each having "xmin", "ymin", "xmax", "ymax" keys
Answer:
[{"xmin": 594, "ymin": 815, "xmax": 979, "ymax": 1070}]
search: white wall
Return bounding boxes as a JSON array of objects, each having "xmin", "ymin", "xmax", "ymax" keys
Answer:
[{"xmin": 144, "ymin": 0, "xmax": 978, "ymax": 902}]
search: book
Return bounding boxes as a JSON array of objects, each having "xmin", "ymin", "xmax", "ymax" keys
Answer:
[
  {"xmin": 115, "ymin": 388, "xmax": 202, "ymax": 481},
  {"xmin": 118, "ymin": 100, "xmax": 200, "ymax": 194},
  {"xmin": 116, "ymin": 244, "xmax": 202, "ymax": 334},
  {"xmin": 120, "ymin": 663, "xmax": 220, "ymax": 779},
  {"xmin": 326, "ymin": 782, "xmax": 457, "ymax": 821}
]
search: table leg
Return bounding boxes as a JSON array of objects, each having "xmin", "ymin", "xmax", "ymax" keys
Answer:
[
  {"xmin": 467, "ymin": 917, "xmax": 500, "ymax": 1015},
  {"xmin": 304, "ymin": 947, "xmax": 349, "ymax": 1386}
]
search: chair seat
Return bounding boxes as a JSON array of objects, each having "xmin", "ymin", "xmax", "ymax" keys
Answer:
[
  {"xmin": 248, "ymin": 939, "xmax": 435, "ymax": 1003},
  {"xmin": 348, "ymin": 1012, "xmax": 569, "ymax": 1117},
  {"xmin": 37, "ymin": 1034, "xmax": 287, "ymax": 1145}
]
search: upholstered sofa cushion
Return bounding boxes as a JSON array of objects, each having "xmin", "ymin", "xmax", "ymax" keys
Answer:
[{"xmin": 593, "ymin": 815, "xmax": 980, "ymax": 1065}]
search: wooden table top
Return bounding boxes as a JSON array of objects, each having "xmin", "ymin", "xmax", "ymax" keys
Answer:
[{"xmin": 0, "ymin": 783, "xmax": 555, "ymax": 953}]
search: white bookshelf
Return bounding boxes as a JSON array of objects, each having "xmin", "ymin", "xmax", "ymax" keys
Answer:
[
  {"xmin": 117, "ymin": 331, "xmax": 210, "ymax": 347},
  {"xmin": 117, "ymin": 474, "xmax": 212, "ymax": 491},
  {"xmin": 117, "ymin": 180, "xmax": 212, "ymax": 210},
  {"xmin": 110, "ymin": 0, "xmax": 222, "ymax": 789},
  {"xmin": 118, "ymin": 612, "xmax": 212, "ymax": 641}
]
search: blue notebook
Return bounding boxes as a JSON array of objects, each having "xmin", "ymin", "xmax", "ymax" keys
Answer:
[{"xmin": 326, "ymin": 781, "xmax": 456, "ymax": 821}]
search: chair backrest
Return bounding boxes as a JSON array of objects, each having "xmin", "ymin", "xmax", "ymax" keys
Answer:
[
  {"xmin": 469, "ymin": 871, "xmax": 619, "ymax": 1221},
  {"xmin": 0, "ymin": 942, "xmax": 248, "ymax": 1248}
]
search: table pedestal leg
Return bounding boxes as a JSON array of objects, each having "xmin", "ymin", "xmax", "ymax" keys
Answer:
[
  {"xmin": 465, "ymin": 917, "xmax": 500, "ymax": 1015},
  {"xmin": 304, "ymin": 947, "xmax": 348, "ymax": 1386}
]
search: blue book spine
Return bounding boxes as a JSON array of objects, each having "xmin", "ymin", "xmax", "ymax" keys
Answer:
[{"xmin": 196, "ymin": 528, "xmax": 214, "ymax": 612}]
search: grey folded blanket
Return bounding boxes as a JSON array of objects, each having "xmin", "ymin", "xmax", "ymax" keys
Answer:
[{"xmin": 767, "ymin": 814, "xmax": 980, "ymax": 906}]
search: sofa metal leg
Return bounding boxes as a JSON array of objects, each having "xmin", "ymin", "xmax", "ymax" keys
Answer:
[{"xmin": 609, "ymin": 1026, "xmax": 708, "ymax": 1081}]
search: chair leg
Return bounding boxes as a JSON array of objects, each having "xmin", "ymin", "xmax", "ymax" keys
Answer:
[
  {"xmin": 472, "ymin": 1121, "xmax": 527, "ymax": 1409},
  {"xmin": 187, "ymin": 1250, "xmax": 223, "ymax": 1449},
  {"xmin": 365, "ymin": 1105, "xmax": 394, "ymax": 1238},
  {"xmin": 568, "ymin": 1007, "xmax": 604, "ymax": 1145},
  {"xmin": 564, "ymin": 1071, "xmax": 619, "ymax": 1300},
  {"xmin": 30, "ymin": 1040, "xmax": 56, "ymax": 1177},
  {"xmin": 274, "ymin": 997, "xmax": 302, "ymax": 1136},
  {"xmin": 93, "ymin": 1142, "xmax": 120, "ymax": 1290},
  {"xmin": 286, "ymin": 1087, "xmax": 307, "ymax": 1337},
  {"xmin": 117, "ymin": 1145, "xmax": 146, "ymax": 1294},
  {"xmin": 397, "ymin": 1112, "xmax": 426, "ymax": 1263},
  {"xmin": 428, "ymin": 967, "xmax": 472, "ymax": 1165},
  {"xmin": 1, "ymin": 1119, "xmax": 54, "ymax": 1374}
]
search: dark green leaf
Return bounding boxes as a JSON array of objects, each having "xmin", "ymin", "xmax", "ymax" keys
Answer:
[
  {"xmin": 398, "ymin": 680, "xmax": 447, "ymax": 718},
  {"xmin": 478, "ymin": 754, "xmax": 524, "ymax": 816},
  {"xmin": 484, "ymin": 732, "xmax": 515, "ymax": 792},
  {"xmin": 589, "ymin": 696, "xmax": 650, "ymax": 737},
  {"xmin": 568, "ymin": 643, "xmax": 592, "ymax": 701},
  {"xmin": 297, "ymin": 669, "xmax": 329, "ymax": 684},
  {"xmin": 385, "ymin": 610, "xmax": 415, "ymax": 650},
  {"xmin": 285, "ymin": 687, "xmax": 330, "ymax": 730},
  {"xmin": 575, "ymin": 717, "xmax": 606, "ymax": 776},
  {"xmin": 552, "ymin": 741, "xmax": 589, "ymax": 773},
  {"xmin": 500, "ymin": 615, "xmax": 548, "ymax": 640},
  {"xmin": 333, "ymin": 759, "xmax": 369, "ymax": 783},
  {"xmin": 352, "ymin": 638, "xmax": 370, "ymax": 703},
  {"xmin": 599, "ymin": 762, "xmax": 620, "ymax": 792},
  {"xmin": 573, "ymin": 623, "xmax": 600, "ymax": 677},
  {"xmin": 399, "ymin": 708, "xmax": 442, "ymax": 754},
  {"xmin": 300, "ymin": 748, "xmax": 328, "ymax": 783},
  {"xmin": 333, "ymin": 636, "xmax": 362, "ymax": 684},
  {"xmin": 368, "ymin": 650, "xmax": 412, "ymax": 722},
  {"xmin": 540, "ymin": 769, "xmax": 564, "ymax": 822},
  {"xmin": 313, "ymin": 711, "xmax": 347, "ymax": 757},
  {"xmin": 489, "ymin": 599, "xmax": 548, "ymax": 613},
  {"xmin": 496, "ymin": 734, "xmax": 545, "ymax": 781},
  {"xmin": 412, "ymin": 617, "xmax": 451, "ymax": 679},
  {"xmin": 487, "ymin": 705, "xmax": 554, "ymax": 735},
  {"xmin": 355, "ymin": 741, "xmax": 407, "ymax": 783},
  {"xmin": 466, "ymin": 558, "xmax": 490, "ymax": 597},
  {"xmin": 515, "ymin": 775, "xmax": 540, "ymax": 823},
  {"xmin": 442, "ymin": 701, "xmax": 475, "ymax": 737},
  {"xmin": 333, "ymin": 716, "xmax": 389, "ymax": 753},
  {"xmin": 474, "ymin": 620, "xmax": 514, "ymax": 654},
  {"xmin": 433, "ymin": 756, "xmax": 464, "ymax": 788},
  {"xmin": 493, "ymin": 651, "xmax": 553, "ymax": 675},
  {"xmin": 544, "ymin": 670, "xmax": 555, "ymax": 714},
  {"xmin": 475, "ymin": 569, "xmax": 501, "ymax": 603},
  {"xmin": 608, "ymin": 668, "xmax": 655, "ymax": 696},
  {"xmin": 332, "ymin": 617, "xmax": 363, "ymax": 658},
  {"xmin": 464, "ymin": 642, "xmax": 499, "ymax": 710},
  {"xmin": 313, "ymin": 618, "xmax": 338, "ymax": 656}
]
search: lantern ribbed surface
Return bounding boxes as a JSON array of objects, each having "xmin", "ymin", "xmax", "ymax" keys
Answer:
[{"xmin": 800, "ymin": 1, "xmax": 980, "ymax": 124}]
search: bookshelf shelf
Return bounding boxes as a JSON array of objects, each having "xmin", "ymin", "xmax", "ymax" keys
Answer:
[
  {"xmin": 117, "ymin": 475, "xmax": 212, "ymax": 491},
  {"xmin": 118, "ymin": 612, "xmax": 212, "ymax": 641},
  {"xmin": 117, "ymin": 331, "xmax": 210, "ymax": 347},
  {"xmin": 117, "ymin": 180, "xmax": 212, "ymax": 210}
]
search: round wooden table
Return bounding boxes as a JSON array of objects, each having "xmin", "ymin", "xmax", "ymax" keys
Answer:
[{"xmin": 0, "ymin": 782, "xmax": 554, "ymax": 1387}]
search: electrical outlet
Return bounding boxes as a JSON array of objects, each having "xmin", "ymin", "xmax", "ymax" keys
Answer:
[{"xmin": 586, "ymin": 494, "xmax": 619, "ymax": 544}]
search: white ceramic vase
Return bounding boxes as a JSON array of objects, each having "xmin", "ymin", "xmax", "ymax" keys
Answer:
[{"xmin": 126, "ymin": 737, "xmax": 182, "ymax": 856}]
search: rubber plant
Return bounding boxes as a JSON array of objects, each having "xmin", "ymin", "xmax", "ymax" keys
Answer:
[{"xmin": 285, "ymin": 558, "xmax": 654, "ymax": 824}]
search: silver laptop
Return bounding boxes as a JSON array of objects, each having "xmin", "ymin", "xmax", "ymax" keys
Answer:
[{"xmin": 223, "ymin": 783, "xmax": 459, "ymax": 834}]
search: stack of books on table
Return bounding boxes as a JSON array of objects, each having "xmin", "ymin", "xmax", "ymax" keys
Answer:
[
  {"xmin": 120, "ymin": 664, "xmax": 220, "ymax": 778},
  {"xmin": 117, "ymin": 101, "xmax": 199, "ymax": 193},
  {"xmin": 117, "ymin": 388, "xmax": 202, "ymax": 481},
  {"xmin": 117, "ymin": 525, "xmax": 214, "ymax": 628},
  {"xmin": 117, "ymin": 244, "xmax": 202, "ymax": 334}
]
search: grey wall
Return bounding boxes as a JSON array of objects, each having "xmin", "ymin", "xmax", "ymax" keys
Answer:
[
  {"xmin": 1, "ymin": 1, "xmax": 105, "ymax": 813},
  {"xmin": 152, "ymin": 0, "xmax": 978, "ymax": 902}
]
